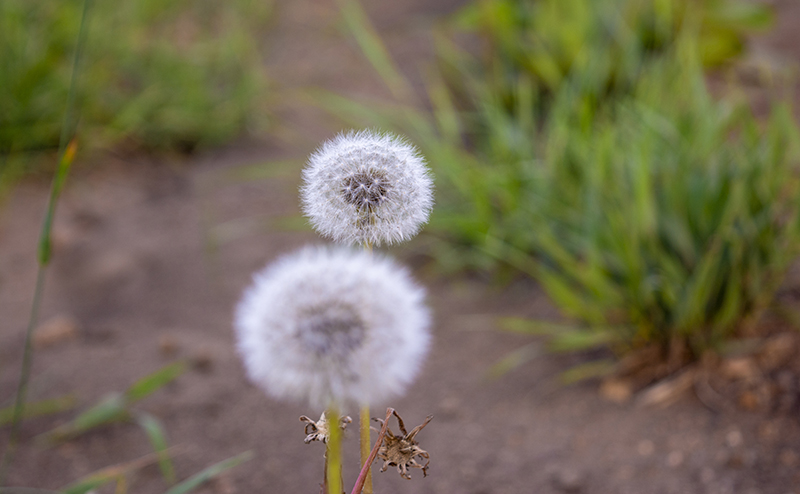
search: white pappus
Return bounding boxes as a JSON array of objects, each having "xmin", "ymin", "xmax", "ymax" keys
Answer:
[
  {"xmin": 234, "ymin": 245, "xmax": 431, "ymax": 410},
  {"xmin": 300, "ymin": 130, "xmax": 434, "ymax": 246}
]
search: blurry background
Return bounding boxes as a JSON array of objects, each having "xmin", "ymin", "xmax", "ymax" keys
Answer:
[{"xmin": 2, "ymin": 0, "xmax": 800, "ymax": 493}]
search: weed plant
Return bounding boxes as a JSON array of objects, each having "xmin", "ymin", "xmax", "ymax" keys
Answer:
[
  {"xmin": 0, "ymin": 0, "xmax": 270, "ymax": 168},
  {"xmin": 487, "ymin": 45, "xmax": 800, "ymax": 356}
]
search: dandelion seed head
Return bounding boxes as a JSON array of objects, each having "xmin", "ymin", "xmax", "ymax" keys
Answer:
[
  {"xmin": 301, "ymin": 130, "xmax": 434, "ymax": 246},
  {"xmin": 234, "ymin": 245, "xmax": 431, "ymax": 410}
]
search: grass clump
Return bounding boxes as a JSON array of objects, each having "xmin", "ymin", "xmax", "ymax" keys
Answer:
[
  {"xmin": 0, "ymin": 0, "xmax": 271, "ymax": 162},
  {"xmin": 440, "ymin": 43, "xmax": 800, "ymax": 356},
  {"xmin": 485, "ymin": 46, "xmax": 800, "ymax": 356}
]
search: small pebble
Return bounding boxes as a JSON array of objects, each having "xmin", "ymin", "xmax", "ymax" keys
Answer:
[
  {"xmin": 436, "ymin": 396, "xmax": 462, "ymax": 420},
  {"xmin": 637, "ymin": 440, "xmax": 655, "ymax": 457},
  {"xmin": 779, "ymin": 449, "xmax": 799, "ymax": 467},
  {"xmin": 758, "ymin": 421, "xmax": 779, "ymax": 443},
  {"xmin": 615, "ymin": 465, "xmax": 634, "ymax": 481},
  {"xmin": 549, "ymin": 465, "xmax": 584, "ymax": 493},
  {"xmin": 776, "ymin": 371, "xmax": 795, "ymax": 392},
  {"xmin": 191, "ymin": 349, "xmax": 214, "ymax": 373},
  {"xmin": 757, "ymin": 333, "xmax": 796, "ymax": 372},
  {"xmin": 728, "ymin": 450, "xmax": 758, "ymax": 469},
  {"xmin": 726, "ymin": 430, "xmax": 743, "ymax": 448},
  {"xmin": 738, "ymin": 390, "xmax": 760, "ymax": 411},
  {"xmin": 720, "ymin": 358, "xmax": 759, "ymax": 382},
  {"xmin": 600, "ymin": 378, "xmax": 633, "ymax": 403},
  {"xmin": 33, "ymin": 315, "xmax": 79, "ymax": 349},
  {"xmin": 667, "ymin": 451, "xmax": 684, "ymax": 468},
  {"xmin": 159, "ymin": 334, "xmax": 180, "ymax": 356}
]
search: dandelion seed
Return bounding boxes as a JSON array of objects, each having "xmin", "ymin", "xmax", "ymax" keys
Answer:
[
  {"xmin": 301, "ymin": 130, "xmax": 434, "ymax": 246},
  {"xmin": 234, "ymin": 245, "xmax": 431, "ymax": 410}
]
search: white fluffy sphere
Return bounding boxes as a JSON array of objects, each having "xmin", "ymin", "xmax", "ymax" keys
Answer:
[
  {"xmin": 301, "ymin": 130, "xmax": 434, "ymax": 246},
  {"xmin": 234, "ymin": 245, "xmax": 431, "ymax": 410}
]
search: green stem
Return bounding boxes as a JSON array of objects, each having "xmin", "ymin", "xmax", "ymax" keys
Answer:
[
  {"xmin": 0, "ymin": 0, "xmax": 91, "ymax": 484},
  {"xmin": 359, "ymin": 405, "xmax": 373, "ymax": 494},
  {"xmin": 358, "ymin": 241, "xmax": 373, "ymax": 492},
  {"xmin": 0, "ymin": 268, "xmax": 45, "ymax": 482},
  {"xmin": 326, "ymin": 408, "xmax": 343, "ymax": 494}
]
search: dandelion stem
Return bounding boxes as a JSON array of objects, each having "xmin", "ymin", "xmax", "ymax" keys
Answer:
[
  {"xmin": 351, "ymin": 408, "xmax": 392, "ymax": 494},
  {"xmin": 326, "ymin": 407, "xmax": 343, "ymax": 494},
  {"xmin": 359, "ymin": 241, "xmax": 373, "ymax": 493},
  {"xmin": 359, "ymin": 405, "xmax": 373, "ymax": 494}
]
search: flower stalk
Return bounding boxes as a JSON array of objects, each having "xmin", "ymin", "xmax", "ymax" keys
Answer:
[
  {"xmin": 359, "ymin": 405, "xmax": 373, "ymax": 494},
  {"xmin": 326, "ymin": 407, "xmax": 343, "ymax": 494},
  {"xmin": 359, "ymin": 240, "xmax": 374, "ymax": 494}
]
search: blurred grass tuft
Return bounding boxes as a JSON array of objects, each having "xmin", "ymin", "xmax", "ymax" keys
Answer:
[{"xmin": 0, "ymin": 0, "xmax": 272, "ymax": 174}]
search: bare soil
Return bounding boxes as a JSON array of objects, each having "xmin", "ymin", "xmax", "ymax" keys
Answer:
[{"xmin": 2, "ymin": 1, "xmax": 800, "ymax": 493}]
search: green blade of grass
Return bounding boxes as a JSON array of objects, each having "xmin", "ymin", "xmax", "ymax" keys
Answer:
[
  {"xmin": 335, "ymin": 0, "xmax": 413, "ymax": 101},
  {"xmin": 125, "ymin": 362, "xmax": 185, "ymax": 403},
  {"xmin": 137, "ymin": 413, "xmax": 176, "ymax": 485},
  {"xmin": 498, "ymin": 317, "xmax": 582, "ymax": 336},
  {"xmin": 37, "ymin": 363, "xmax": 184, "ymax": 443},
  {"xmin": 38, "ymin": 139, "xmax": 78, "ymax": 266},
  {"xmin": 558, "ymin": 359, "xmax": 616, "ymax": 385},
  {"xmin": 0, "ymin": 395, "xmax": 76, "ymax": 426},
  {"xmin": 486, "ymin": 343, "xmax": 541, "ymax": 379},
  {"xmin": 39, "ymin": 393, "xmax": 128, "ymax": 443},
  {"xmin": 61, "ymin": 450, "xmax": 168, "ymax": 494},
  {"xmin": 547, "ymin": 329, "xmax": 618, "ymax": 354},
  {"xmin": 63, "ymin": 476, "xmax": 114, "ymax": 494},
  {"xmin": 164, "ymin": 451, "xmax": 254, "ymax": 494}
]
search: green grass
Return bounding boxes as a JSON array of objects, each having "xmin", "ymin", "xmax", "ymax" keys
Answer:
[
  {"xmin": 0, "ymin": 0, "xmax": 271, "ymax": 167},
  {"xmin": 444, "ymin": 0, "xmax": 772, "ymax": 110},
  {"xmin": 481, "ymin": 44, "xmax": 800, "ymax": 355}
]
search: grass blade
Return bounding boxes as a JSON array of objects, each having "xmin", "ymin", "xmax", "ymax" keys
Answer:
[
  {"xmin": 125, "ymin": 362, "xmax": 185, "ymax": 403},
  {"xmin": 37, "ymin": 362, "xmax": 184, "ymax": 443},
  {"xmin": 39, "ymin": 393, "xmax": 128, "ymax": 443},
  {"xmin": 486, "ymin": 343, "xmax": 541, "ymax": 379},
  {"xmin": 137, "ymin": 413, "xmax": 176, "ymax": 484},
  {"xmin": 335, "ymin": 0, "xmax": 413, "ymax": 101},
  {"xmin": 164, "ymin": 451, "xmax": 254, "ymax": 494},
  {"xmin": 558, "ymin": 359, "xmax": 616, "ymax": 385},
  {"xmin": 0, "ymin": 395, "xmax": 76, "ymax": 426},
  {"xmin": 61, "ymin": 451, "xmax": 168, "ymax": 494}
]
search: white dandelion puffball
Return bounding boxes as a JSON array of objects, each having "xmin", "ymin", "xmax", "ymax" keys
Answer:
[
  {"xmin": 235, "ymin": 245, "xmax": 431, "ymax": 410},
  {"xmin": 301, "ymin": 130, "xmax": 434, "ymax": 246}
]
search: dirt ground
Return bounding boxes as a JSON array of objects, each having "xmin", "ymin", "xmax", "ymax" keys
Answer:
[{"xmin": 3, "ymin": 1, "xmax": 800, "ymax": 493}]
